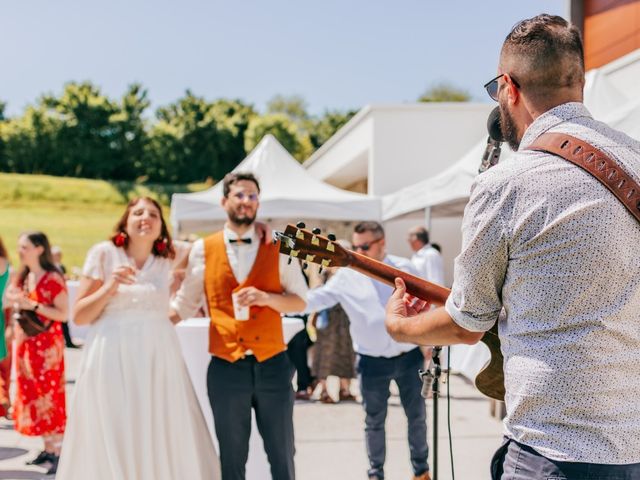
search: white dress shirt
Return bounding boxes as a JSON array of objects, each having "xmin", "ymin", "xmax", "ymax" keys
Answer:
[
  {"xmin": 305, "ymin": 255, "xmax": 418, "ymax": 358},
  {"xmin": 171, "ymin": 225, "xmax": 308, "ymax": 320},
  {"xmin": 411, "ymin": 244, "xmax": 444, "ymax": 285}
]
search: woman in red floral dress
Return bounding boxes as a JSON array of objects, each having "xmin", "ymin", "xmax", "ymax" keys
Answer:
[{"xmin": 6, "ymin": 232, "xmax": 68, "ymax": 475}]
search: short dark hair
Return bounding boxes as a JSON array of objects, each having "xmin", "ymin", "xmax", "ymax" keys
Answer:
[
  {"xmin": 502, "ymin": 14, "xmax": 584, "ymax": 104},
  {"xmin": 354, "ymin": 221, "xmax": 385, "ymax": 238},
  {"xmin": 411, "ymin": 227, "xmax": 429, "ymax": 245},
  {"xmin": 223, "ymin": 172, "xmax": 261, "ymax": 198}
]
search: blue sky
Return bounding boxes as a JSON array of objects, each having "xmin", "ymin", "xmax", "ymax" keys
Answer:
[{"xmin": 2, "ymin": 0, "xmax": 566, "ymax": 117}]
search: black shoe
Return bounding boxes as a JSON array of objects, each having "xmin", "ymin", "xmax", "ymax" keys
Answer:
[
  {"xmin": 26, "ymin": 450, "xmax": 52, "ymax": 465},
  {"xmin": 45, "ymin": 454, "xmax": 59, "ymax": 475}
]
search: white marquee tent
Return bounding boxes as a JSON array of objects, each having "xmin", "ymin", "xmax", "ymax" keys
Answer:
[
  {"xmin": 382, "ymin": 59, "xmax": 640, "ymax": 222},
  {"xmin": 171, "ymin": 134, "xmax": 381, "ymax": 234}
]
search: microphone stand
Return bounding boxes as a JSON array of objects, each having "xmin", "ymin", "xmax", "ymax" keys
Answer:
[{"xmin": 420, "ymin": 346, "xmax": 444, "ymax": 480}]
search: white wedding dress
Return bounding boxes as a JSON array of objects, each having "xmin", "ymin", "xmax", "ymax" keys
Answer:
[{"xmin": 57, "ymin": 242, "xmax": 220, "ymax": 480}]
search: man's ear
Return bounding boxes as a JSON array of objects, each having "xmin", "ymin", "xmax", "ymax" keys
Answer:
[
  {"xmin": 221, "ymin": 196, "xmax": 227, "ymax": 208},
  {"xmin": 504, "ymin": 74, "xmax": 520, "ymax": 105}
]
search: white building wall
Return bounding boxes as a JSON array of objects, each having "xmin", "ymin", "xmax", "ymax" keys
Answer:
[
  {"xmin": 369, "ymin": 104, "xmax": 492, "ymax": 195},
  {"xmin": 305, "ymin": 115, "xmax": 374, "ymax": 189}
]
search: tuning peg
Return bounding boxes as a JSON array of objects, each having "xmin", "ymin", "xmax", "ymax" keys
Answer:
[
  {"xmin": 312, "ymin": 227, "xmax": 321, "ymax": 235},
  {"xmin": 302, "ymin": 262, "xmax": 308, "ymax": 270},
  {"xmin": 296, "ymin": 221, "xmax": 306, "ymax": 229},
  {"xmin": 318, "ymin": 266, "xmax": 323, "ymax": 274},
  {"xmin": 327, "ymin": 233, "xmax": 336, "ymax": 241},
  {"xmin": 287, "ymin": 256, "xmax": 293, "ymax": 265}
]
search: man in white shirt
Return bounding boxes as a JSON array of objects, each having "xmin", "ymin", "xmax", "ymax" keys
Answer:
[
  {"xmin": 407, "ymin": 226, "xmax": 444, "ymax": 285},
  {"xmin": 171, "ymin": 172, "xmax": 308, "ymax": 480},
  {"xmin": 305, "ymin": 222, "xmax": 430, "ymax": 480}
]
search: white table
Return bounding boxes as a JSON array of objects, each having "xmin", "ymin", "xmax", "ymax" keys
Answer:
[
  {"xmin": 175, "ymin": 317, "xmax": 304, "ymax": 480},
  {"xmin": 449, "ymin": 343, "xmax": 491, "ymax": 382},
  {"xmin": 66, "ymin": 280, "xmax": 91, "ymax": 341}
]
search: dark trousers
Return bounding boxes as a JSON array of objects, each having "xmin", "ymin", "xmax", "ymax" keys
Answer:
[
  {"xmin": 208, "ymin": 352, "xmax": 296, "ymax": 480},
  {"xmin": 491, "ymin": 437, "xmax": 640, "ymax": 480},
  {"xmin": 357, "ymin": 347, "xmax": 428, "ymax": 479},
  {"xmin": 286, "ymin": 316, "xmax": 314, "ymax": 392}
]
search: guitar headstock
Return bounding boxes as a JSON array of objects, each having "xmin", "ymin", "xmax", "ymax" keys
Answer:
[{"xmin": 273, "ymin": 223, "xmax": 352, "ymax": 272}]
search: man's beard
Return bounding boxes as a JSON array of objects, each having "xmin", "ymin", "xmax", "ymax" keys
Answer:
[
  {"xmin": 228, "ymin": 210, "xmax": 256, "ymax": 226},
  {"xmin": 499, "ymin": 101, "xmax": 521, "ymax": 151}
]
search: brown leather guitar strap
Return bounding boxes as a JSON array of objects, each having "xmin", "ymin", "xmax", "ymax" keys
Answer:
[{"xmin": 528, "ymin": 132, "xmax": 640, "ymax": 223}]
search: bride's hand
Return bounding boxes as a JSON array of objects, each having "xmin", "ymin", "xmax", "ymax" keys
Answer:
[{"xmin": 104, "ymin": 266, "xmax": 136, "ymax": 295}]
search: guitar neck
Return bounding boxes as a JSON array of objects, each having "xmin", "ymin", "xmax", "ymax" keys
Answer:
[{"xmin": 347, "ymin": 251, "xmax": 451, "ymax": 306}]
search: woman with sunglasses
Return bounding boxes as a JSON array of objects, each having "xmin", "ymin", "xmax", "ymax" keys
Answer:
[{"xmin": 57, "ymin": 197, "xmax": 219, "ymax": 480}]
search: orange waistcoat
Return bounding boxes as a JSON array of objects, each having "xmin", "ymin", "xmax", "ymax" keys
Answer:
[{"xmin": 204, "ymin": 232, "xmax": 284, "ymax": 362}]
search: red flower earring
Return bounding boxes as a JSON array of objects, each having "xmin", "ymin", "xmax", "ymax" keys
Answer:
[
  {"xmin": 114, "ymin": 232, "xmax": 127, "ymax": 247},
  {"xmin": 154, "ymin": 237, "xmax": 167, "ymax": 253}
]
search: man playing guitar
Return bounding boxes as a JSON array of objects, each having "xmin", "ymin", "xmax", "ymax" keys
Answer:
[{"xmin": 385, "ymin": 14, "xmax": 640, "ymax": 480}]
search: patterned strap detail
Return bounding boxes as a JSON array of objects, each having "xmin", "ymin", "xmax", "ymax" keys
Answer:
[{"xmin": 529, "ymin": 132, "xmax": 640, "ymax": 224}]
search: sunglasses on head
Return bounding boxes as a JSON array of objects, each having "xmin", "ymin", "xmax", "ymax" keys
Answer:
[
  {"xmin": 352, "ymin": 237, "xmax": 383, "ymax": 252},
  {"xmin": 483, "ymin": 73, "xmax": 520, "ymax": 102}
]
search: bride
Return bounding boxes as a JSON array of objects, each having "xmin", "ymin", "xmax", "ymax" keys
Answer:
[{"xmin": 57, "ymin": 197, "xmax": 219, "ymax": 480}]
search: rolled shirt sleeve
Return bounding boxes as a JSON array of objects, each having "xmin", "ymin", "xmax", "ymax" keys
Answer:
[
  {"xmin": 171, "ymin": 239, "xmax": 206, "ymax": 320},
  {"xmin": 445, "ymin": 177, "xmax": 508, "ymax": 332}
]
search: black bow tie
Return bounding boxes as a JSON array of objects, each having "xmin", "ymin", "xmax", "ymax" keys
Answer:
[{"xmin": 229, "ymin": 238, "xmax": 252, "ymax": 245}]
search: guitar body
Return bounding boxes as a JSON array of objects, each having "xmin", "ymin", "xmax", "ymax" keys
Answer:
[
  {"xmin": 476, "ymin": 325, "xmax": 505, "ymax": 401},
  {"xmin": 275, "ymin": 224, "xmax": 506, "ymax": 402}
]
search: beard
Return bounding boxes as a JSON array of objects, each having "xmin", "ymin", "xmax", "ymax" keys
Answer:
[
  {"xmin": 499, "ymin": 101, "xmax": 521, "ymax": 151},
  {"xmin": 228, "ymin": 210, "xmax": 256, "ymax": 226}
]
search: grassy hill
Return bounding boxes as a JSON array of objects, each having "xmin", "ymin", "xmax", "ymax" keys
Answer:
[{"xmin": 0, "ymin": 173, "xmax": 208, "ymax": 270}]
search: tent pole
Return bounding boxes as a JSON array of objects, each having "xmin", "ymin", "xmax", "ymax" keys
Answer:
[{"xmin": 424, "ymin": 207, "xmax": 432, "ymax": 232}]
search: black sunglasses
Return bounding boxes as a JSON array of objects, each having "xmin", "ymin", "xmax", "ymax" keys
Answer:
[
  {"xmin": 352, "ymin": 237, "xmax": 383, "ymax": 252},
  {"xmin": 483, "ymin": 73, "xmax": 520, "ymax": 102}
]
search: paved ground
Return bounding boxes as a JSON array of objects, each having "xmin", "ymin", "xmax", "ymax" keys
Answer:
[{"xmin": 0, "ymin": 348, "xmax": 503, "ymax": 479}]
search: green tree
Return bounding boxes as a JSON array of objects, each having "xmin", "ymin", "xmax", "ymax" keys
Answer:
[
  {"xmin": 146, "ymin": 92, "xmax": 253, "ymax": 183},
  {"xmin": 244, "ymin": 113, "xmax": 313, "ymax": 162},
  {"xmin": 418, "ymin": 82, "xmax": 471, "ymax": 102},
  {"xmin": 308, "ymin": 109, "xmax": 357, "ymax": 150},
  {"xmin": 42, "ymin": 82, "xmax": 120, "ymax": 178},
  {"xmin": 0, "ymin": 105, "xmax": 63, "ymax": 175},
  {"xmin": 109, "ymin": 83, "xmax": 151, "ymax": 179},
  {"xmin": 210, "ymin": 99, "xmax": 257, "ymax": 174},
  {"xmin": 266, "ymin": 95, "xmax": 309, "ymax": 125}
]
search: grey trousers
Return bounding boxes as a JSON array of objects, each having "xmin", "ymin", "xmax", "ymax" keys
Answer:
[
  {"xmin": 357, "ymin": 347, "xmax": 428, "ymax": 479},
  {"xmin": 491, "ymin": 437, "xmax": 640, "ymax": 480},
  {"xmin": 208, "ymin": 352, "xmax": 296, "ymax": 480}
]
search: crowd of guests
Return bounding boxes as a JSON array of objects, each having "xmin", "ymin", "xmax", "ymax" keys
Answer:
[{"xmin": 0, "ymin": 172, "xmax": 445, "ymax": 480}]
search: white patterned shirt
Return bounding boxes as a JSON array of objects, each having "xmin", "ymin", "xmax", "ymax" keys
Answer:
[{"xmin": 445, "ymin": 102, "xmax": 640, "ymax": 463}]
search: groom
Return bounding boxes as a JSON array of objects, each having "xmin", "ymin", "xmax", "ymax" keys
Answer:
[{"xmin": 171, "ymin": 172, "xmax": 308, "ymax": 480}]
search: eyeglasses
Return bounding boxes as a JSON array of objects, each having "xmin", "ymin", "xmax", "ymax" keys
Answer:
[
  {"xmin": 483, "ymin": 73, "xmax": 520, "ymax": 102},
  {"xmin": 352, "ymin": 237, "xmax": 383, "ymax": 252},
  {"xmin": 232, "ymin": 192, "xmax": 259, "ymax": 202}
]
